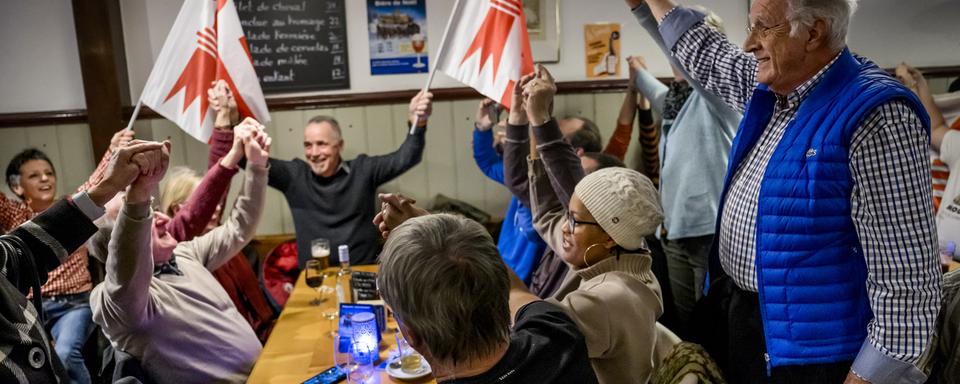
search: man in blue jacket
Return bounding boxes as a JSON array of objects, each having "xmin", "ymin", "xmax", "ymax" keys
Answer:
[
  {"xmin": 626, "ymin": 0, "xmax": 941, "ymax": 383},
  {"xmin": 472, "ymin": 99, "xmax": 547, "ymax": 287}
]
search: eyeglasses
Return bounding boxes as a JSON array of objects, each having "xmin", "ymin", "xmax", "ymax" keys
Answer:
[
  {"xmin": 746, "ymin": 22, "xmax": 787, "ymax": 39},
  {"xmin": 567, "ymin": 211, "xmax": 600, "ymax": 232}
]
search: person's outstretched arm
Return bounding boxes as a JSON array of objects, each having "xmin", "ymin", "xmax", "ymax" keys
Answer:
[
  {"xmin": 626, "ymin": 0, "xmax": 757, "ymax": 112},
  {"xmin": 896, "ymin": 64, "xmax": 950, "ymax": 150},
  {"xmin": 368, "ymin": 91, "xmax": 432, "ymax": 185},
  {"xmin": 503, "ymin": 74, "xmax": 537, "ymax": 208},
  {"xmin": 525, "ymin": 65, "xmax": 584, "ymax": 210},
  {"xmin": 92, "ymin": 141, "xmax": 172, "ymax": 327},
  {"xmin": 472, "ymin": 99, "xmax": 506, "ymax": 184},
  {"xmin": 179, "ymin": 130, "xmax": 270, "ymax": 271}
]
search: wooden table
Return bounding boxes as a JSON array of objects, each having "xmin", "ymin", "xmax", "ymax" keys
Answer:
[{"xmin": 248, "ymin": 265, "xmax": 436, "ymax": 384}]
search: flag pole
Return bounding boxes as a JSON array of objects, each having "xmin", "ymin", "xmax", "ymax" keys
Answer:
[
  {"xmin": 409, "ymin": 0, "xmax": 462, "ymax": 135},
  {"xmin": 124, "ymin": 99, "xmax": 143, "ymax": 131}
]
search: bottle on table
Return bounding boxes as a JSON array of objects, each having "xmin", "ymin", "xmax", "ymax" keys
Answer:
[{"xmin": 336, "ymin": 245, "xmax": 354, "ymax": 305}]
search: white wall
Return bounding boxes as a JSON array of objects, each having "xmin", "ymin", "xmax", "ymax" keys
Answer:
[
  {"xmin": 1, "ymin": 0, "xmax": 955, "ymax": 114},
  {"xmin": 0, "ymin": 1, "xmax": 86, "ymax": 113},
  {"xmin": 847, "ymin": 0, "xmax": 959, "ymax": 68},
  {"xmin": 120, "ymin": 0, "xmax": 750, "ymax": 101}
]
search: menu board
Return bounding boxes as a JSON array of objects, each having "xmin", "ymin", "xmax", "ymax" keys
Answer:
[{"xmin": 237, "ymin": 0, "xmax": 350, "ymax": 93}]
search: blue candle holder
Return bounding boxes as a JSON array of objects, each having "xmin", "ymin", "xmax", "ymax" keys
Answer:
[{"xmin": 351, "ymin": 312, "xmax": 378, "ymax": 363}]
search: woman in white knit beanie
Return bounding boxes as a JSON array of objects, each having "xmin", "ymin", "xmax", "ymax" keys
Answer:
[
  {"xmin": 532, "ymin": 166, "xmax": 666, "ymax": 384},
  {"xmin": 562, "ymin": 167, "xmax": 663, "ymax": 265}
]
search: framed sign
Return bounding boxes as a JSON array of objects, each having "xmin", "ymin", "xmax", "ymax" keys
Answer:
[
  {"xmin": 522, "ymin": 0, "xmax": 560, "ymax": 63},
  {"xmin": 367, "ymin": 0, "xmax": 429, "ymax": 75}
]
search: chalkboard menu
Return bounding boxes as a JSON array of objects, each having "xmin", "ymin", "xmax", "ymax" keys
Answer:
[{"xmin": 237, "ymin": 0, "xmax": 350, "ymax": 93}]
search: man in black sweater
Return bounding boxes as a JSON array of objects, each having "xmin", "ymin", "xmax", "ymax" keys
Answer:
[{"xmin": 268, "ymin": 91, "xmax": 432, "ymax": 266}]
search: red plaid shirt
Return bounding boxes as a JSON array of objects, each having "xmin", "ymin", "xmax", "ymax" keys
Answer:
[{"xmin": 7, "ymin": 148, "xmax": 116, "ymax": 297}]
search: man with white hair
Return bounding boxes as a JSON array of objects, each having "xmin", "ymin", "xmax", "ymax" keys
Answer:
[{"xmin": 624, "ymin": 0, "xmax": 941, "ymax": 383}]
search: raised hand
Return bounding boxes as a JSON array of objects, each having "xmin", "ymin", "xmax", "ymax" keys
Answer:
[
  {"xmin": 522, "ymin": 64, "xmax": 557, "ymax": 126},
  {"xmin": 109, "ymin": 129, "xmax": 136, "ymax": 153},
  {"xmin": 244, "ymin": 128, "xmax": 272, "ymax": 167},
  {"xmin": 895, "ymin": 63, "xmax": 918, "ymax": 90},
  {"xmin": 125, "ymin": 141, "xmax": 172, "ymax": 204},
  {"xmin": 208, "ymin": 79, "xmax": 240, "ymax": 128},
  {"xmin": 627, "ymin": 56, "xmax": 646, "ymax": 91},
  {"xmin": 88, "ymin": 140, "xmax": 168, "ymax": 206},
  {"xmin": 476, "ymin": 99, "xmax": 501, "ymax": 131},
  {"xmin": 408, "ymin": 90, "xmax": 434, "ymax": 128},
  {"xmin": 508, "ymin": 72, "xmax": 536, "ymax": 126},
  {"xmin": 220, "ymin": 117, "xmax": 266, "ymax": 169}
]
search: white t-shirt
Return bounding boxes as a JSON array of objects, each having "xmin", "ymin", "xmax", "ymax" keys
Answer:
[{"xmin": 936, "ymin": 130, "xmax": 960, "ymax": 247}]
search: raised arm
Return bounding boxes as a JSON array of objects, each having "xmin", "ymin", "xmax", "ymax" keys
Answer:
[
  {"xmin": 502, "ymin": 74, "xmax": 537, "ymax": 208},
  {"xmin": 527, "ymin": 157, "xmax": 568, "ymax": 257},
  {"xmin": 603, "ymin": 75, "xmax": 638, "ymax": 161},
  {"xmin": 472, "ymin": 99, "xmax": 505, "ymax": 184},
  {"xmin": 627, "ymin": 1, "xmax": 757, "ymax": 112},
  {"xmin": 525, "ymin": 65, "xmax": 584, "ymax": 210},
  {"xmin": 896, "ymin": 64, "xmax": 950, "ymax": 151},
  {"xmin": 164, "ymin": 120, "xmax": 252, "ymax": 242},
  {"xmin": 368, "ymin": 91, "xmax": 431, "ymax": 185},
  {"xmin": 94, "ymin": 141, "xmax": 172, "ymax": 327},
  {"xmin": 77, "ymin": 129, "xmax": 135, "ymax": 193},
  {"xmin": 208, "ymin": 79, "xmax": 240, "ymax": 169},
  {"xmin": 179, "ymin": 130, "xmax": 270, "ymax": 271}
]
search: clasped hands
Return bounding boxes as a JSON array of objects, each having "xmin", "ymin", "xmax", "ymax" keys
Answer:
[{"xmin": 373, "ymin": 193, "xmax": 429, "ymax": 239}]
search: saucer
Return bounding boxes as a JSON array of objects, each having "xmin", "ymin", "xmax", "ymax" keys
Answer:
[{"xmin": 385, "ymin": 356, "xmax": 432, "ymax": 380}]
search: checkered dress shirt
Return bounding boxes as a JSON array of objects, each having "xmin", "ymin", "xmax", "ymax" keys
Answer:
[{"xmin": 669, "ymin": 16, "xmax": 941, "ymax": 371}]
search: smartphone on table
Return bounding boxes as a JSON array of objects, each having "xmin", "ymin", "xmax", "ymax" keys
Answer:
[{"xmin": 302, "ymin": 366, "xmax": 346, "ymax": 384}]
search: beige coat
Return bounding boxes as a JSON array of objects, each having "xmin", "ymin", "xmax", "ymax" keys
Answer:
[
  {"xmin": 91, "ymin": 165, "xmax": 268, "ymax": 384},
  {"xmin": 529, "ymin": 157, "xmax": 664, "ymax": 383}
]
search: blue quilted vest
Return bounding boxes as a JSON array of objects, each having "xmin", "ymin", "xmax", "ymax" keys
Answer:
[{"xmin": 710, "ymin": 49, "xmax": 930, "ymax": 369}]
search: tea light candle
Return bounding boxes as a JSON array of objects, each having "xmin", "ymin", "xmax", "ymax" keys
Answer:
[{"xmin": 351, "ymin": 312, "xmax": 378, "ymax": 363}]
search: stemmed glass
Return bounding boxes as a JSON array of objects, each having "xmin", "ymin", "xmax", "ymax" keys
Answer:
[
  {"xmin": 304, "ymin": 259, "xmax": 331, "ymax": 306},
  {"xmin": 321, "ymin": 309, "xmax": 339, "ymax": 338},
  {"xmin": 411, "ymin": 33, "xmax": 426, "ymax": 69}
]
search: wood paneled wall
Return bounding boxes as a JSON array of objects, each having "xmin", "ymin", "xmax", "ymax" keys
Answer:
[
  {"xmin": 3, "ymin": 74, "xmax": 954, "ymax": 235},
  {"xmin": 0, "ymin": 92, "xmax": 647, "ymax": 235}
]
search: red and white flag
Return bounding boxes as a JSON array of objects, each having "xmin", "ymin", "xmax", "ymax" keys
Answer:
[
  {"xmin": 435, "ymin": 0, "xmax": 535, "ymax": 108},
  {"xmin": 139, "ymin": 0, "xmax": 269, "ymax": 142}
]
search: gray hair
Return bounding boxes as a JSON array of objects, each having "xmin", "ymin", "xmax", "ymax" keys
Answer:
[
  {"xmin": 306, "ymin": 115, "xmax": 342, "ymax": 139},
  {"xmin": 377, "ymin": 213, "xmax": 510, "ymax": 364},
  {"xmin": 787, "ymin": 0, "xmax": 858, "ymax": 50}
]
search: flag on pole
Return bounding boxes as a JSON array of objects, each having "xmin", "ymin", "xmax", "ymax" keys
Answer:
[
  {"xmin": 435, "ymin": 0, "xmax": 535, "ymax": 108},
  {"xmin": 139, "ymin": 0, "xmax": 269, "ymax": 142}
]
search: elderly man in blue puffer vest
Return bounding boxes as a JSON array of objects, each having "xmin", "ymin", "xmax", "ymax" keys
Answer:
[{"xmin": 624, "ymin": 0, "xmax": 942, "ymax": 383}]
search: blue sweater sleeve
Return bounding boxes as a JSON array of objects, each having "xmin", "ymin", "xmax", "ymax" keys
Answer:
[{"xmin": 473, "ymin": 128, "xmax": 505, "ymax": 184}]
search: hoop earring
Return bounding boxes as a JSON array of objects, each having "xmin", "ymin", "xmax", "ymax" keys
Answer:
[{"xmin": 583, "ymin": 243, "xmax": 603, "ymax": 268}]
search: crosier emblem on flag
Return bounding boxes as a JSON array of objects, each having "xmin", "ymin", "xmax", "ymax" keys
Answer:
[
  {"xmin": 435, "ymin": 0, "xmax": 534, "ymax": 108},
  {"xmin": 137, "ymin": 0, "xmax": 269, "ymax": 142}
]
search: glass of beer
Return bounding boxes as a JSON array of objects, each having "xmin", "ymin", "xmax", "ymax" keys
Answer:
[
  {"xmin": 311, "ymin": 238, "xmax": 331, "ymax": 269},
  {"xmin": 410, "ymin": 33, "xmax": 426, "ymax": 69}
]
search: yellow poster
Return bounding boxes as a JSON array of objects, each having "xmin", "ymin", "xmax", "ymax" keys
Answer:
[{"xmin": 584, "ymin": 23, "xmax": 621, "ymax": 79}]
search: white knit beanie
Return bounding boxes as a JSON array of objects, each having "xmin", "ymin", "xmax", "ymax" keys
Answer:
[{"xmin": 574, "ymin": 167, "xmax": 663, "ymax": 250}]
